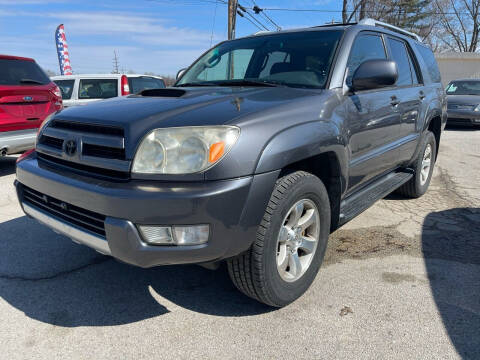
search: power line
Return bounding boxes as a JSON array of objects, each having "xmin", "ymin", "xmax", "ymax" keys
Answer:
[
  {"xmin": 249, "ymin": 1, "xmax": 281, "ymax": 31},
  {"xmin": 238, "ymin": 3, "xmax": 270, "ymax": 31},
  {"xmin": 242, "ymin": 6, "xmax": 479, "ymax": 17},
  {"xmin": 236, "ymin": 9, "xmax": 263, "ymax": 31}
]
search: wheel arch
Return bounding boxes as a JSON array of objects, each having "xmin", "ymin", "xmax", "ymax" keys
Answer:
[{"xmin": 254, "ymin": 122, "xmax": 347, "ymax": 231}]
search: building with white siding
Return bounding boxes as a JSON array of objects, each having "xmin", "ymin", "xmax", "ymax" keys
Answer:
[{"xmin": 435, "ymin": 52, "xmax": 480, "ymax": 86}]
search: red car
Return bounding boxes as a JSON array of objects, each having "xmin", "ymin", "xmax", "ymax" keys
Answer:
[{"xmin": 0, "ymin": 54, "xmax": 62, "ymax": 156}]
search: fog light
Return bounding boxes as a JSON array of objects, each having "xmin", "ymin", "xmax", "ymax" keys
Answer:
[
  {"xmin": 138, "ymin": 226, "xmax": 174, "ymax": 245},
  {"xmin": 173, "ymin": 225, "xmax": 209, "ymax": 245},
  {"xmin": 138, "ymin": 225, "xmax": 209, "ymax": 245}
]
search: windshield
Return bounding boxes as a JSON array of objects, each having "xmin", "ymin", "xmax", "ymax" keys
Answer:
[
  {"xmin": 176, "ymin": 30, "xmax": 343, "ymax": 89},
  {"xmin": 446, "ymin": 80, "xmax": 480, "ymax": 96},
  {"xmin": 128, "ymin": 76, "xmax": 165, "ymax": 93}
]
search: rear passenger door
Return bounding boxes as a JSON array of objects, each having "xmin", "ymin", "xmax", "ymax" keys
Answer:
[
  {"xmin": 385, "ymin": 36, "xmax": 423, "ymax": 162},
  {"xmin": 345, "ymin": 32, "xmax": 403, "ymax": 193}
]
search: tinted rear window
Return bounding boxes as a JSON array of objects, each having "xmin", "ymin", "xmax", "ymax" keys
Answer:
[
  {"xmin": 128, "ymin": 77, "xmax": 166, "ymax": 93},
  {"xmin": 0, "ymin": 59, "xmax": 51, "ymax": 86},
  {"xmin": 79, "ymin": 79, "xmax": 118, "ymax": 99},
  {"xmin": 54, "ymin": 79, "xmax": 75, "ymax": 99},
  {"xmin": 415, "ymin": 45, "xmax": 441, "ymax": 83}
]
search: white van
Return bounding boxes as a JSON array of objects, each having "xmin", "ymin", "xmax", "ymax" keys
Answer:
[{"xmin": 51, "ymin": 74, "xmax": 166, "ymax": 107}]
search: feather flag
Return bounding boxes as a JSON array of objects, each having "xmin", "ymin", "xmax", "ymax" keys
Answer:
[{"xmin": 55, "ymin": 24, "xmax": 73, "ymax": 75}]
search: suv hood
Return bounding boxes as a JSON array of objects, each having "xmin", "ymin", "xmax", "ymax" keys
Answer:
[{"xmin": 55, "ymin": 86, "xmax": 321, "ymax": 133}]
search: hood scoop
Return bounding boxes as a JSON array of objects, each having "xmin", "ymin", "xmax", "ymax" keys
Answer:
[{"xmin": 139, "ymin": 88, "xmax": 186, "ymax": 98}]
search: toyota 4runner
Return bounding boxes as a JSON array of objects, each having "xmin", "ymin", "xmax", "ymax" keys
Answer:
[{"xmin": 15, "ymin": 19, "xmax": 446, "ymax": 307}]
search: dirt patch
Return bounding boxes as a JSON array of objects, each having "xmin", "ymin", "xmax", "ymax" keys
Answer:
[
  {"xmin": 324, "ymin": 226, "xmax": 420, "ymax": 265},
  {"xmin": 323, "ymin": 165, "xmax": 479, "ymax": 266}
]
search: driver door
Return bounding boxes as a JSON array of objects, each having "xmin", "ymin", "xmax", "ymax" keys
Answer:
[{"xmin": 345, "ymin": 32, "xmax": 403, "ymax": 193}]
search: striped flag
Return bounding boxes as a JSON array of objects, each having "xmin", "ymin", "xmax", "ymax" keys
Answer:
[{"xmin": 55, "ymin": 24, "xmax": 73, "ymax": 75}]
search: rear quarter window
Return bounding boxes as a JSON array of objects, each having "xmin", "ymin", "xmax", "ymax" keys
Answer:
[
  {"xmin": 79, "ymin": 79, "xmax": 118, "ymax": 99},
  {"xmin": 54, "ymin": 79, "xmax": 75, "ymax": 99},
  {"xmin": 415, "ymin": 44, "xmax": 441, "ymax": 83},
  {"xmin": 0, "ymin": 59, "xmax": 50, "ymax": 86}
]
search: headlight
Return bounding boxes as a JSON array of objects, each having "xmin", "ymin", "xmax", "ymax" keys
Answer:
[
  {"xmin": 132, "ymin": 126, "xmax": 240, "ymax": 174},
  {"xmin": 474, "ymin": 104, "xmax": 480, "ymax": 112}
]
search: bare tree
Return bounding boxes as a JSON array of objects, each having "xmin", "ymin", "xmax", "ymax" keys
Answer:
[
  {"xmin": 342, "ymin": 0, "xmax": 435, "ymax": 44},
  {"xmin": 434, "ymin": 0, "xmax": 480, "ymax": 52}
]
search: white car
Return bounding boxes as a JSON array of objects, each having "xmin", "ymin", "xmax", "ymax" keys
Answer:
[{"xmin": 51, "ymin": 74, "xmax": 166, "ymax": 107}]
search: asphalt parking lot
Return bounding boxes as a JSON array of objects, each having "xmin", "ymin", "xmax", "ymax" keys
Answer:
[{"xmin": 0, "ymin": 128, "xmax": 479, "ymax": 360}]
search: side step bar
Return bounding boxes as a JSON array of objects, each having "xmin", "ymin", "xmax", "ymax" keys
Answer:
[{"xmin": 339, "ymin": 170, "xmax": 413, "ymax": 226}]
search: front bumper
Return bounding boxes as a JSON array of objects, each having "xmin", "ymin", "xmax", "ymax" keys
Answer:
[
  {"xmin": 0, "ymin": 129, "xmax": 37, "ymax": 155},
  {"xmin": 16, "ymin": 154, "xmax": 279, "ymax": 267},
  {"xmin": 447, "ymin": 109, "xmax": 480, "ymax": 126}
]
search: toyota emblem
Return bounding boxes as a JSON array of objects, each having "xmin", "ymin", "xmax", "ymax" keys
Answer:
[{"xmin": 64, "ymin": 139, "xmax": 77, "ymax": 156}]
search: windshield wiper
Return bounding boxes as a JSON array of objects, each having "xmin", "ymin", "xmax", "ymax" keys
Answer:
[
  {"xmin": 210, "ymin": 79, "xmax": 284, "ymax": 87},
  {"xmin": 19, "ymin": 78, "xmax": 44, "ymax": 85},
  {"xmin": 176, "ymin": 82, "xmax": 219, "ymax": 87}
]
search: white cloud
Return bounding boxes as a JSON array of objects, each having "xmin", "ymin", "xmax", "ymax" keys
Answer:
[{"xmin": 0, "ymin": 9, "xmax": 218, "ymax": 74}]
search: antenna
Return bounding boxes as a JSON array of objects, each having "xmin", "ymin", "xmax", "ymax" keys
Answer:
[{"xmin": 112, "ymin": 50, "xmax": 120, "ymax": 74}]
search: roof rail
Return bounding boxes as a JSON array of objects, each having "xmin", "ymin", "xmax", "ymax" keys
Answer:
[
  {"xmin": 253, "ymin": 30, "xmax": 272, "ymax": 36},
  {"xmin": 358, "ymin": 18, "xmax": 422, "ymax": 42}
]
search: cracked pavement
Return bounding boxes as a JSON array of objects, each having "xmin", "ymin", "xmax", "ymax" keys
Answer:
[{"xmin": 0, "ymin": 128, "xmax": 478, "ymax": 360}]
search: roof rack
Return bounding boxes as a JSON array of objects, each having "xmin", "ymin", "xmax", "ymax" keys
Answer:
[{"xmin": 358, "ymin": 18, "xmax": 422, "ymax": 42}]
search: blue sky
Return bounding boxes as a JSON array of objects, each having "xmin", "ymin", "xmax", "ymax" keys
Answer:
[{"xmin": 0, "ymin": 0, "xmax": 341, "ymax": 76}]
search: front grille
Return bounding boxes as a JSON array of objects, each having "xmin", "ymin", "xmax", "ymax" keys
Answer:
[
  {"xmin": 50, "ymin": 120, "xmax": 124, "ymax": 136},
  {"xmin": 21, "ymin": 185, "xmax": 106, "ymax": 237},
  {"xmin": 448, "ymin": 118, "xmax": 473, "ymax": 124},
  {"xmin": 448, "ymin": 104, "xmax": 475, "ymax": 110},
  {"xmin": 37, "ymin": 153, "xmax": 130, "ymax": 180},
  {"xmin": 40, "ymin": 135, "xmax": 64, "ymax": 150},
  {"xmin": 36, "ymin": 119, "xmax": 129, "ymax": 180},
  {"xmin": 83, "ymin": 143, "xmax": 125, "ymax": 160}
]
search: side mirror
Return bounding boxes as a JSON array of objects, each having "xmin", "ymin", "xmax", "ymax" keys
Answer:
[
  {"xmin": 176, "ymin": 68, "xmax": 187, "ymax": 80},
  {"xmin": 351, "ymin": 59, "xmax": 398, "ymax": 92}
]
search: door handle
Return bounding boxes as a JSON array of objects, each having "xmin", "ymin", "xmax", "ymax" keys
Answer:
[
  {"xmin": 390, "ymin": 96, "xmax": 400, "ymax": 107},
  {"xmin": 419, "ymin": 91, "xmax": 426, "ymax": 100}
]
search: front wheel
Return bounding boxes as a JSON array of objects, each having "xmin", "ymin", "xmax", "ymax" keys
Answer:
[{"xmin": 227, "ymin": 171, "xmax": 330, "ymax": 307}]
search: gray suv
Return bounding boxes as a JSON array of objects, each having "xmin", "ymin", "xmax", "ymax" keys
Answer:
[{"xmin": 15, "ymin": 19, "xmax": 446, "ymax": 307}]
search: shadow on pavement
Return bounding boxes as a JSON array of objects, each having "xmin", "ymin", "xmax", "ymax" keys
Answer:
[
  {"xmin": 0, "ymin": 216, "xmax": 272, "ymax": 327},
  {"xmin": 422, "ymin": 207, "xmax": 480, "ymax": 359},
  {"xmin": 0, "ymin": 156, "xmax": 17, "ymax": 176}
]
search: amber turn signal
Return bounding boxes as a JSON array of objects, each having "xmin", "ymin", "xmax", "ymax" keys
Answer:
[{"xmin": 209, "ymin": 141, "xmax": 225, "ymax": 163}]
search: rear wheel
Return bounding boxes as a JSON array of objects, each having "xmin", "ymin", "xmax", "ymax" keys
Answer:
[
  {"xmin": 227, "ymin": 171, "xmax": 330, "ymax": 307},
  {"xmin": 397, "ymin": 131, "xmax": 436, "ymax": 198}
]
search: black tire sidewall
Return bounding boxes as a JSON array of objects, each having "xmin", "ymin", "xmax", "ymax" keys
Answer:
[
  {"xmin": 262, "ymin": 174, "xmax": 330, "ymax": 306},
  {"xmin": 413, "ymin": 132, "xmax": 436, "ymax": 196}
]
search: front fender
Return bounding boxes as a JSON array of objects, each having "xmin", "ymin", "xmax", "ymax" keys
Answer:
[{"xmin": 255, "ymin": 121, "xmax": 348, "ymax": 186}]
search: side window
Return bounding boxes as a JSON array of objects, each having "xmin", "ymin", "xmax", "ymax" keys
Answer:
[
  {"xmin": 346, "ymin": 34, "xmax": 387, "ymax": 86},
  {"xmin": 415, "ymin": 44, "xmax": 441, "ymax": 83},
  {"xmin": 54, "ymin": 79, "xmax": 75, "ymax": 99},
  {"xmin": 78, "ymin": 79, "xmax": 118, "ymax": 99},
  {"xmin": 387, "ymin": 38, "xmax": 413, "ymax": 86},
  {"xmin": 259, "ymin": 51, "xmax": 290, "ymax": 78}
]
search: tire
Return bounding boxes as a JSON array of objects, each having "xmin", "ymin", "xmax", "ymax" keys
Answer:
[
  {"xmin": 397, "ymin": 131, "xmax": 436, "ymax": 198},
  {"xmin": 227, "ymin": 171, "xmax": 331, "ymax": 307}
]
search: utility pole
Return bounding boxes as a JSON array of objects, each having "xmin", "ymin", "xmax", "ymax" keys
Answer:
[
  {"xmin": 228, "ymin": 0, "xmax": 238, "ymax": 40},
  {"xmin": 227, "ymin": 0, "xmax": 238, "ymax": 80},
  {"xmin": 112, "ymin": 50, "xmax": 120, "ymax": 74}
]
